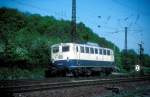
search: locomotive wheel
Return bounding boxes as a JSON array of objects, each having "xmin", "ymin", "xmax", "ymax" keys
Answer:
[
  {"xmin": 72, "ymin": 70, "xmax": 79, "ymax": 77},
  {"xmin": 91, "ymin": 71, "xmax": 101, "ymax": 76},
  {"xmin": 85, "ymin": 69, "xmax": 92, "ymax": 77},
  {"xmin": 60, "ymin": 70, "xmax": 67, "ymax": 77},
  {"xmin": 104, "ymin": 68, "xmax": 112, "ymax": 76}
]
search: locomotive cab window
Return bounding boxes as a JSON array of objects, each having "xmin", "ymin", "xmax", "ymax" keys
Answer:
[
  {"xmin": 53, "ymin": 47, "xmax": 59, "ymax": 53},
  {"xmin": 62, "ymin": 46, "xmax": 70, "ymax": 52}
]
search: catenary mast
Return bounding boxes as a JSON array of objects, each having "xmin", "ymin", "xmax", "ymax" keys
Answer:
[{"xmin": 71, "ymin": 0, "xmax": 76, "ymax": 42}]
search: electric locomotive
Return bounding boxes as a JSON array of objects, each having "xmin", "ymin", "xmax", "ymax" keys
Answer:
[{"xmin": 46, "ymin": 42, "xmax": 115, "ymax": 77}]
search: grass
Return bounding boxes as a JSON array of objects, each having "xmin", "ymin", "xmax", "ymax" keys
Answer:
[
  {"xmin": 143, "ymin": 67, "xmax": 150, "ymax": 74},
  {"xmin": 0, "ymin": 66, "xmax": 149, "ymax": 80},
  {"xmin": 0, "ymin": 67, "xmax": 46, "ymax": 80}
]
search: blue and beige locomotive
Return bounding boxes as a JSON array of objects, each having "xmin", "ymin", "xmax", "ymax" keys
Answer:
[{"xmin": 46, "ymin": 42, "xmax": 115, "ymax": 76}]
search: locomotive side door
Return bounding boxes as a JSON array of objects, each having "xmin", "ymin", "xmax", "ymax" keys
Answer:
[
  {"xmin": 95, "ymin": 48, "xmax": 98, "ymax": 61},
  {"xmin": 75, "ymin": 45, "xmax": 80, "ymax": 66}
]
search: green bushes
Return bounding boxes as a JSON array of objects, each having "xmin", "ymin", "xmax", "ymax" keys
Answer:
[{"xmin": 0, "ymin": 68, "xmax": 45, "ymax": 80}]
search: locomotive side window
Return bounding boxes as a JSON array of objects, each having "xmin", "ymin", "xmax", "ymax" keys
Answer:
[
  {"xmin": 103, "ymin": 49, "xmax": 106, "ymax": 55},
  {"xmin": 111, "ymin": 51, "xmax": 113, "ymax": 55},
  {"xmin": 90, "ymin": 48, "xmax": 94, "ymax": 54},
  {"xmin": 80, "ymin": 46, "xmax": 84, "ymax": 53},
  {"xmin": 107, "ymin": 50, "xmax": 110, "ymax": 55},
  {"xmin": 95, "ymin": 48, "xmax": 98, "ymax": 54},
  {"xmin": 62, "ymin": 46, "xmax": 70, "ymax": 52},
  {"xmin": 53, "ymin": 47, "xmax": 59, "ymax": 53},
  {"xmin": 76, "ymin": 46, "xmax": 78, "ymax": 52},
  {"xmin": 99, "ymin": 49, "xmax": 102, "ymax": 55},
  {"xmin": 85, "ymin": 47, "xmax": 89, "ymax": 53}
]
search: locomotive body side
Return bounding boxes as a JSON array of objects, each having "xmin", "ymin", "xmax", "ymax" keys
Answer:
[{"xmin": 51, "ymin": 43, "xmax": 115, "ymax": 72}]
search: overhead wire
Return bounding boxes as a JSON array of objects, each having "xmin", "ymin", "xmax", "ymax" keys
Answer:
[
  {"xmin": 111, "ymin": 0, "xmax": 150, "ymax": 16},
  {"xmin": 9, "ymin": 0, "xmax": 144, "ymax": 42}
]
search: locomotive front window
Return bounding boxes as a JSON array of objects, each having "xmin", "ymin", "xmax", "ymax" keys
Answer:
[
  {"xmin": 53, "ymin": 47, "xmax": 59, "ymax": 53},
  {"xmin": 62, "ymin": 46, "xmax": 70, "ymax": 52}
]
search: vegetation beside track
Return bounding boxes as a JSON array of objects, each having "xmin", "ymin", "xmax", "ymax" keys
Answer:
[{"xmin": 0, "ymin": 68, "xmax": 45, "ymax": 80}]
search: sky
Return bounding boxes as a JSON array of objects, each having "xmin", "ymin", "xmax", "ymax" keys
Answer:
[{"xmin": 0, "ymin": 0, "xmax": 150, "ymax": 54}]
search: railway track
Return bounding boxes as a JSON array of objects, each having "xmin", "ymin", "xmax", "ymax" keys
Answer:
[{"xmin": 0, "ymin": 75, "xmax": 150, "ymax": 93}]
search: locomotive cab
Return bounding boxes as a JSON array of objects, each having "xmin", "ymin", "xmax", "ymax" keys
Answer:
[{"xmin": 51, "ymin": 43, "xmax": 76, "ymax": 69}]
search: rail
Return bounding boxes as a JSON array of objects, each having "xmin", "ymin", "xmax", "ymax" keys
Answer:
[{"xmin": 0, "ymin": 76, "xmax": 149, "ymax": 93}]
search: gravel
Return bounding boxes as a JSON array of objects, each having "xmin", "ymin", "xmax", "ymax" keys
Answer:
[{"xmin": 12, "ymin": 81, "xmax": 150, "ymax": 97}]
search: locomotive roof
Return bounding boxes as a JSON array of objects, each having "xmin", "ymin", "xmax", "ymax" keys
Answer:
[{"xmin": 51, "ymin": 42, "xmax": 113, "ymax": 51}]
